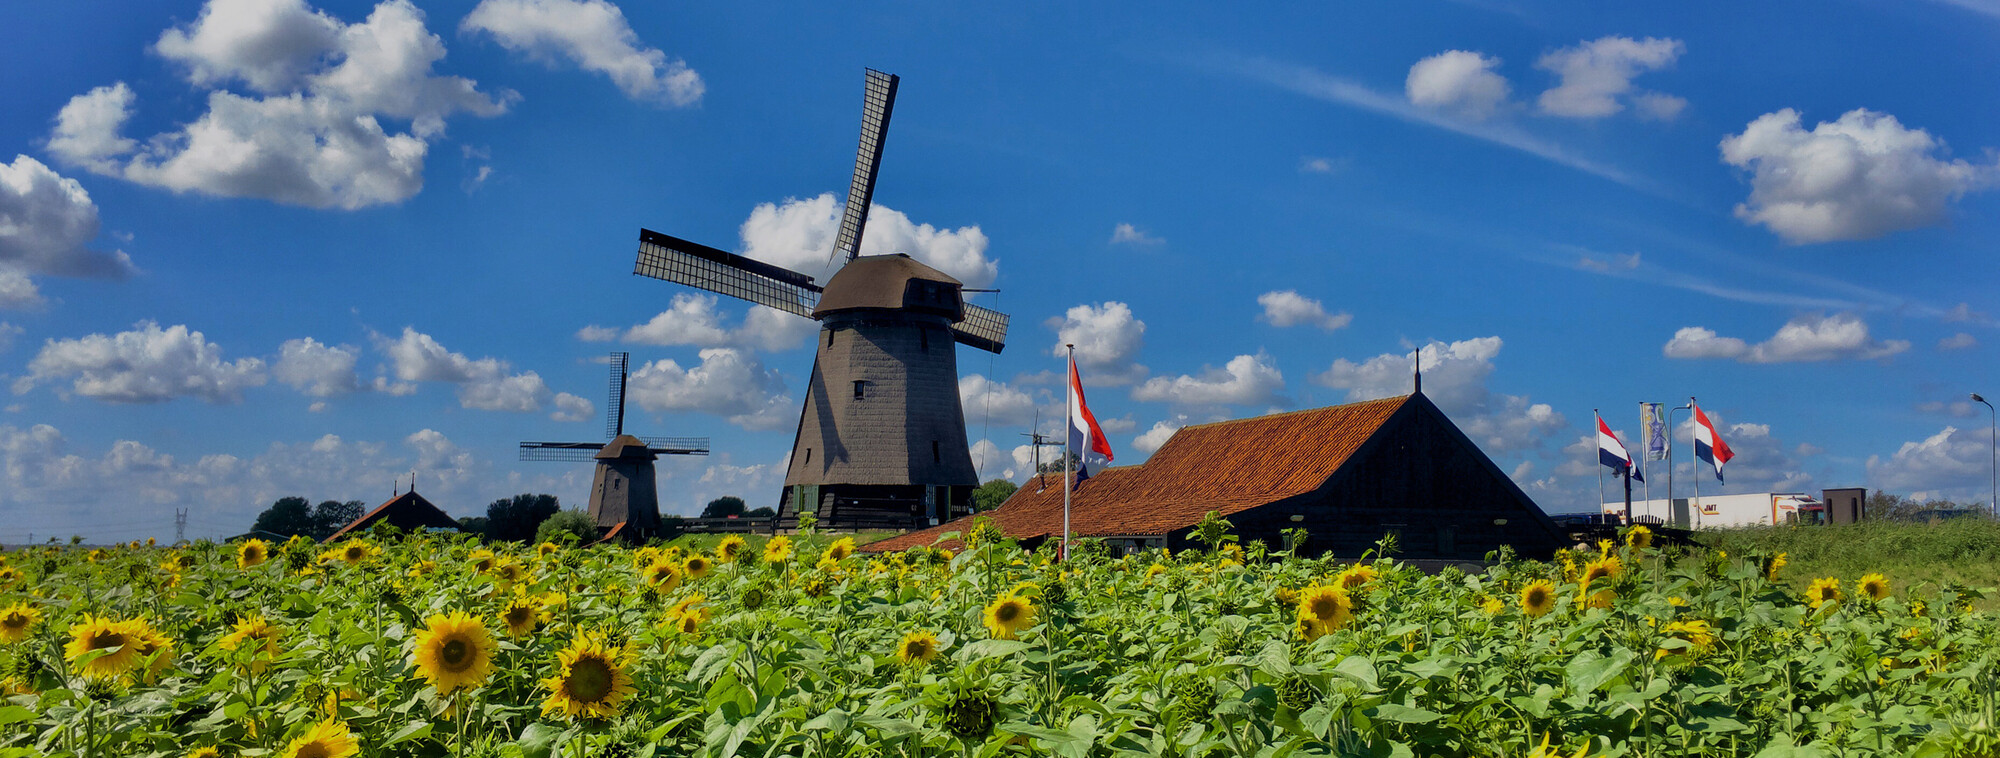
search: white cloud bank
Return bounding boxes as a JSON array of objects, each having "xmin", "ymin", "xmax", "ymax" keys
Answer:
[
  {"xmin": 738, "ymin": 193, "xmax": 998, "ymax": 288},
  {"xmin": 626, "ymin": 348, "xmax": 791, "ymax": 431},
  {"xmin": 1257, "ymin": 290, "xmax": 1351, "ymax": 331},
  {"xmin": 0, "ymin": 155, "xmax": 137, "ymax": 309},
  {"xmin": 1047, "ymin": 301, "xmax": 1147, "ymax": 385},
  {"xmin": 461, "ymin": 0, "xmax": 703, "ymax": 106},
  {"xmin": 376, "ymin": 327, "xmax": 589, "ymax": 419},
  {"xmin": 1535, "ymin": 36, "xmax": 1685, "ymax": 119},
  {"xmin": 1315, "ymin": 336, "xmax": 1564, "ymax": 454},
  {"xmin": 14, "ymin": 321, "xmax": 267, "ymax": 403},
  {"xmin": 1662, "ymin": 314, "xmax": 1909, "ymax": 363},
  {"xmin": 1132, "ymin": 353, "xmax": 1287, "ymax": 409},
  {"xmin": 577, "ymin": 292, "xmax": 814, "ymax": 352},
  {"xmin": 1406, "ymin": 50, "xmax": 1510, "ymax": 121}
]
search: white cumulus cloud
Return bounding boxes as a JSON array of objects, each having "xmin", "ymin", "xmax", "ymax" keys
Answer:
[
  {"xmin": 1132, "ymin": 353, "xmax": 1287, "ymax": 409},
  {"xmin": 1869, "ymin": 426, "xmax": 1990, "ymax": 498},
  {"xmin": 463, "ymin": 0, "xmax": 703, "ymax": 106},
  {"xmin": 1256, "ymin": 290, "xmax": 1351, "ymax": 331},
  {"xmin": 1109, "ymin": 223, "xmax": 1162, "ymax": 246},
  {"xmin": 1047, "ymin": 301, "xmax": 1147, "ymax": 385},
  {"xmin": 1133, "ymin": 418, "xmax": 1184, "ymax": 455},
  {"xmin": 582, "ymin": 292, "xmax": 815, "ymax": 352},
  {"xmin": 1720, "ymin": 108, "xmax": 1996, "ymax": 243},
  {"xmin": 625, "ymin": 348, "xmax": 792, "ymax": 431},
  {"xmin": 1939, "ymin": 333, "xmax": 1977, "ymax": 351},
  {"xmin": 16, "ymin": 321, "xmax": 267, "ymax": 403},
  {"xmin": 272, "ymin": 337, "xmax": 360, "ymax": 398},
  {"xmin": 959, "ymin": 374, "xmax": 1038, "ymax": 427},
  {"xmin": 0, "ymin": 155, "xmax": 136, "ymax": 288},
  {"xmin": 737, "ymin": 193, "xmax": 998, "ymax": 287},
  {"xmin": 1314, "ymin": 336, "xmax": 1564, "ymax": 454},
  {"xmin": 1406, "ymin": 50, "xmax": 1511, "ymax": 120},
  {"xmin": 373, "ymin": 327, "xmax": 579, "ymax": 414},
  {"xmin": 1663, "ymin": 314, "xmax": 1910, "ymax": 363},
  {"xmin": 1535, "ymin": 36, "xmax": 1684, "ymax": 119}
]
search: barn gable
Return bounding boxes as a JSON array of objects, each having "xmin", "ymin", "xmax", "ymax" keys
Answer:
[
  {"xmin": 863, "ymin": 393, "xmax": 1563, "ymax": 559},
  {"xmin": 324, "ymin": 490, "xmax": 462, "ymax": 542}
]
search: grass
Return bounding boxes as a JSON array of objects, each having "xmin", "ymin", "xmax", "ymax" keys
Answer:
[{"xmin": 1692, "ymin": 517, "xmax": 2000, "ymax": 606}]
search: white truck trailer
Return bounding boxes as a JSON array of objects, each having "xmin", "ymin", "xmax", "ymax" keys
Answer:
[{"xmin": 1600, "ymin": 492, "xmax": 1824, "ymax": 529}]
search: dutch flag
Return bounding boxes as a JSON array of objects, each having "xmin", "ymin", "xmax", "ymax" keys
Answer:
[
  {"xmin": 1596, "ymin": 413, "xmax": 1641, "ymax": 482},
  {"xmin": 1067, "ymin": 358, "xmax": 1114, "ymax": 488},
  {"xmin": 1693, "ymin": 403, "xmax": 1735, "ymax": 484}
]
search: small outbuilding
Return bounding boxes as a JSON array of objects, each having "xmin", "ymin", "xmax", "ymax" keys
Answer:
[
  {"xmin": 323, "ymin": 489, "xmax": 462, "ymax": 542},
  {"xmin": 865, "ymin": 392, "xmax": 1566, "ymax": 560}
]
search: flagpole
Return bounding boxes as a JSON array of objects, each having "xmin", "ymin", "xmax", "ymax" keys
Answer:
[
  {"xmin": 1594, "ymin": 409, "xmax": 1605, "ymax": 519},
  {"xmin": 1063, "ymin": 344, "xmax": 1074, "ymax": 563},
  {"xmin": 1640, "ymin": 402, "xmax": 1652, "ymax": 522},
  {"xmin": 1689, "ymin": 396, "xmax": 1700, "ymax": 530}
]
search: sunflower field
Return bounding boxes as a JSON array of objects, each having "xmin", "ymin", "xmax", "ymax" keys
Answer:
[{"xmin": 3, "ymin": 521, "xmax": 2000, "ymax": 758}]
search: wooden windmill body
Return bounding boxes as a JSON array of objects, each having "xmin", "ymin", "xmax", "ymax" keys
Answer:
[
  {"xmin": 629, "ymin": 70, "xmax": 1010, "ymax": 531},
  {"xmin": 520, "ymin": 352, "xmax": 709, "ymax": 541}
]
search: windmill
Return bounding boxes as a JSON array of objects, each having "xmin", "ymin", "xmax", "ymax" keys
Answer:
[
  {"xmin": 520, "ymin": 352, "xmax": 709, "ymax": 541},
  {"xmin": 630, "ymin": 69, "xmax": 1011, "ymax": 531}
]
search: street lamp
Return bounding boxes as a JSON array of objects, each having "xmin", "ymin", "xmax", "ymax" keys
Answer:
[{"xmin": 1974, "ymin": 393, "xmax": 1997, "ymax": 517}]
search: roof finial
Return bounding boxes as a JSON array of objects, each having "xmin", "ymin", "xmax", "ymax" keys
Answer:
[
  {"xmin": 409, "ymin": 471, "xmax": 416, "ymax": 494},
  {"xmin": 1413, "ymin": 348, "xmax": 1422, "ymax": 395}
]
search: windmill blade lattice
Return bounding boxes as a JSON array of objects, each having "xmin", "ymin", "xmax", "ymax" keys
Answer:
[{"xmin": 831, "ymin": 69, "xmax": 899, "ymax": 263}]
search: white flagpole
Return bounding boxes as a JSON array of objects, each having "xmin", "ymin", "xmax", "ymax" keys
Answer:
[
  {"xmin": 1640, "ymin": 402, "xmax": 1652, "ymax": 521},
  {"xmin": 1063, "ymin": 344, "xmax": 1075, "ymax": 563},
  {"xmin": 1689, "ymin": 397, "xmax": 1701, "ymax": 529},
  {"xmin": 1594, "ymin": 409, "xmax": 1605, "ymax": 519}
]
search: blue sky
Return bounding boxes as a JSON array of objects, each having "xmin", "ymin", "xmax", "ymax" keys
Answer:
[{"xmin": 2, "ymin": 0, "xmax": 1996, "ymax": 543}]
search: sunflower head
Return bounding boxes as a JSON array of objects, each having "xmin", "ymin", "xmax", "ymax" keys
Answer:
[
  {"xmin": 1624, "ymin": 525, "xmax": 1653, "ymax": 550},
  {"xmin": 186, "ymin": 747, "xmax": 221, "ymax": 758},
  {"xmin": 1581, "ymin": 556, "xmax": 1623, "ymax": 586},
  {"xmin": 219, "ymin": 615, "xmax": 281, "ymax": 671},
  {"xmin": 1582, "ymin": 588, "xmax": 1616, "ymax": 610},
  {"xmin": 682, "ymin": 554, "xmax": 711, "ymax": 579},
  {"xmin": 280, "ymin": 720, "xmax": 359, "ymax": 758},
  {"xmin": 500, "ymin": 595, "xmax": 543, "ymax": 638},
  {"xmin": 1520, "ymin": 581, "xmax": 1557, "ymax": 618},
  {"xmin": 1805, "ymin": 577, "xmax": 1843, "ymax": 609},
  {"xmin": 410, "ymin": 612, "xmax": 496, "ymax": 695},
  {"xmin": 65, "ymin": 615, "xmax": 149, "ymax": 681},
  {"xmin": 715, "ymin": 535, "xmax": 749, "ymax": 563},
  {"xmin": 1478, "ymin": 595, "xmax": 1505, "ymax": 616},
  {"xmin": 827, "ymin": 537, "xmax": 857, "ymax": 562},
  {"xmin": 1336, "ymin": 564, "xmax": 1378, "ymax": 591},
  {"xmin": 762, "ymin": 536, "xmax": 795, "ymax": 564},
  {"xmin": 1858, "ymin": 573, "xmax": 1892, "ymax": 602},
  {"xmin": 982, "ymin": 593, "xmax": 1037, "ymax": 640},
  {"xmin": 896, "ymin": 631, "xmax": 941, "ymax": 665},
  {"xmin": 468, "ymin": 549, "xmax": 497, "ymax": 574},
  {"xmin": 237, "ymin": 539, "xmax": 271, "ymax": 569},
  {"xmin": 1763, "ymin": 552, "xmax": 1789, "ymax": 582},
  {"xmin": 1296, "ymin": 585, "xmax": 1353, "ymax": 627},
  {"xmin": 537, "ymin": 541, "xmax": 560, "ymax": 558},
  {"xmin": 1655, "ymin": 619, "xmax": 1715, "ymax": 661},
  {"xmin": 540, "ymin": 635, "xmax": 636, "ymax": 721},
  {"xmin": 642, "ymin": 560, "xmax": 683, "ymax": 592},
  {"xmin": 0, "ymin": 603, "xmax": 42, "ymax": 644}
]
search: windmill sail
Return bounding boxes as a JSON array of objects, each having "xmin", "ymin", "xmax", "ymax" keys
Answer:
[
  {"xmin": 952, "ymin": 302, "xmax": 1010, "ymax": 353},
  {"xmin": 634, "ymin": 229, "xmax": 821, "ymax": 317},
  {"xmin": 832, "ymin": 69, "xmax": 899, "ymax": 262},
  {"xmin": 605, "ymin": 351, "xmax": 628, "ymax": 439}
]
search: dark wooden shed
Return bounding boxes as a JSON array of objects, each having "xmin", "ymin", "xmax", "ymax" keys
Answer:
[
  {"xmin": 864, "ymin": 393, "xmax": 1565, "ymax": 560},
  {"xmin": 324, "ymin": 490, "xmax": 462, "ymax": 542}
]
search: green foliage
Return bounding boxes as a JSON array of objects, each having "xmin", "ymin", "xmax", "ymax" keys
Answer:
[
  {"xmin": 533, "ymin": 509, "xmax": 598, "ymax": 545},
  {"xmin": 700, "ymin": 496, "xmax": 747, "ymax": 518},
  {"xmin": 1697, "ymin": 518, "xmax": 2000, "ymax": 606},
  {"xmin": 309, "ymin": 499, "xmax": 364, "ymax": 540},
  {"xmin": 485, "ymin": 493, "xmax": 561, "ymax": 542},
  {"xmin": 972, "ymin": 479, "xmax": 1019, "ymax": 512},
  {"xmin": 250, "ymin": 495, "xmax": 314, "ymax": 538},
  {"xmin": 1189, "ymin": 509, "xmax": 1236, "ymax": 552}
]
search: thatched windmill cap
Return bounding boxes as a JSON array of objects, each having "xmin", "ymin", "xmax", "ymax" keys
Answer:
[
  {"xmin": 811, "ymin": 253, "xmax": 965, "ymax": 320},
  {"xmin": 594, "ymin": 434, "xmax": 659, "ymax": 461}
]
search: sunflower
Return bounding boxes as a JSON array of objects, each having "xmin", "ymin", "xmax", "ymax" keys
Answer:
[
  {"xmin": 237, "ymin": 539, "xmax": 271, "ymax": 569},
  {"xmin": 1655, "ymin": 619, "xmax": 1714, "ymax": 661},
  {"xmin": 682, "ymin": 554, "xmax": 712, "ymax": 580},
  {"xmin": 1624, "ymin": 525, "xmax": 1653, "ymax": 549},
  {"xmin": 763, "ymin": 535, "xmax": 795, "ymax": 564},
  {"xmin": 409, "ymin": 612, "xmax": 496, "ymax": 695},
  {"xmin": 896, "ymin": 631, "xmax": 941, "ymax": 665},
  {"xmin": 1805, "ymin": 577, "xmax": 1843, "ymax": 609},
  {"xmin": 674, "ymin": 613, "xmax": 704, "ymax": 635},
  {"xmin": 500, "ymin": 595, "xmax": 543, "ymax": 638},
  {"xmin": 827, "ymin": 537, "xmax": 858, "ymax": 562},
  {"xmin": 536, "ymin": 541, "xmax": 561, "ymax": 558},
  {"xmin": 540, "ymin": 636, "xmax": 635, "ymax": 721},
  {"xmin": 1336, "ymin": 564, "xmax": 1378, "ymax": 591},
  {"xmin": 1274, "ymin": 585, "xmax": 1297, "ymax": 605},
  {"xmin": 1527, "ymin": 733, "xmax": 1595, "ymax": 758},
  {"xmin": 0, "ymin": 566, "xmax": 22, "ymax": 589},
  {"xmin": 1295, "ymin": 585, "xmax": 1353, "ymax": 636},
  {"xmin": 1145, "ymin": 563, "xmax": 1168, "ymax": 581},
  {"xmin": 641, "ymin": 560, "xmax": 682, "ymax": 592},
  {"xmin": 666, "ymin": 593, "xmax": 711, "ymax": 633},
  {"xmin": 491, "ymin": 558, "xmax": 529, "ymax": 587},
  {"xmin": 334, "ymin": 539, "xmax": 376, "ymax": 566},
  {"xmin": 715, "ymin": 535, "xmax": 749, "ymax": 563},
  {"xmin": 1581, "ymin": 556, "xmax": 1622, "ymax": 586},
  {"xmin": 131, "ymin": 621, "xmax": 175, "ymax": 682},
  {"xmin": 1478, "ymin": 595, "xmax": 1505, "ymax": 616},
  {"xmin": 65, "ymin": 615, "xmax": 148, "ymax": 681},
  {"xmin": 982, "ymin": 593, "xmax": 1037, "ymax": 640},
  {"xmin": 1858, "ymin": 573, "xmax": 1892, "ymax": 602},
  {"xmin": 1582, "ymin": 588, "xmax": 1616, "ymax": 610},
  {"xmin": 468, "ymin": 549, "xmax": 497, "ymax": 574},
  {"xmin": 279, "ymin": 720, "xmax": 359, "ymax": 758},
  {"xmin": 1520, "ymin": 581, "xmax": 1558, "ymax": 618},
  {"xmin": 0, "ymin": 603, "xmax": 41, "ymax": 644},
  {"xmin": 219, "ymin": 615, "xmax": 281, "ymax": 671},
  {"xmin": 186, "ymin": 747, "xmax": 221, "ymax": 758},
  {"xmin": 1764, "ymin": 552, "xmax": 1789, "ymax": 582}
]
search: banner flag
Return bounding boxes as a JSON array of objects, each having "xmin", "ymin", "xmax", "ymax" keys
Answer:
[{"xmin": 1641, "ymin": 402, "xmax": 1668, "ymax": 461}]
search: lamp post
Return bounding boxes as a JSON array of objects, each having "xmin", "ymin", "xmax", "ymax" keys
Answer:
[{"xmin": 1974, "ymin": 393, "xmax": 1997, "ymax": 517}]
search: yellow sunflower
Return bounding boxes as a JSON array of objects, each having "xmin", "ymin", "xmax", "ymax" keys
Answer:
[
  {"xmin": 1520, "ymin": 581, "xmax": 1557, "ymax": 618},
  {"xmin": 1581, "ymin": 555, "xmax": 1622, "ymax": 586},
  {"xmin": 1145, "ymin": 563, "xmax": 1168, "ymax": 581},
  {"xmin": 409, "ymin": 612, "xmax": 496, "ymax": 695},
  {"xmin": 490, "ymin": 558, "xmax": 529, "ymax": 588},
  {"xmin": 1478, "ymin": 595, "xmax": 1505, "ymax": 616},
  {"xmin": 219, "ymin": 615, "xmax": 282, "ymax": 671},
  {"xmin": 1295, "ymin": 584, "xmax": 1353, "ymax": 637},
  {"xmin": 536, "ymin": 541, "xmax": 561, "ymax": 558},
  {"xmin": 1527, "ymin": 733, "xmax": 1595, "ymax": 758},
  {"xmin": 132, "ymin": 622, "xmax": 175, "ymax": 682},
  {"xmin": 540, "ymin": 636, "xmax": 635, "ymax": 721},
  {"xmin": 468, "ymin": 549, "xmax": 497, "ymax": 574},
  {"xmin": 0, "ymin": 566, "xmax": 23, "ymax": 589},
  {"xmin": 237, "ymin": 539, "xmax": 271, "ymax": 569},
  {"xmin": 1582, "ymin": 588, "xmax": 1616, "ymax": 610},
  {"xmin": 641, "ymin": 560, "xmax": 683, "ymax": 592},
  {"xmin": 186, "ymin": 747, "xmax": 221, "ymax": 758},
  {"xmin": 1858, "ymin": 573, "xmax": 1892, "ymax": 602},
  {"xmin": 1764, "ymin": 552, "xmax": 1789, "ymax": 582},
  {"xmin": 682, "ymin": 554, "xmax": 712, "ymax": 580},
  {"xmin": 331, "ymin": 539, "xmax": 376, "ymax": 566},
  {"xmin": 1655, "ymin": 619, "xmax": 1714, "ymax": 661},
  {"xmin": 65, "ymin": 615, "xmax": 148, "ymax": 681},
  {"xmin": 715, "ymin": 535, "xmax": 750, "ymax": 563},
  {"xmin": 763, "ymin": 535, "xmax": 795, "ymax": 564},
  {"xmin": 1805, "ymin": 577, "xmax": 1842, "ymax": 609},
  {"xmin": 982, "ymin": 593, "xmax": 1037, "ymax": 640},
  {"xmin": 279, "ymin": 720, "xmax": 359, "ymax": 758},
  {"xmin": 896, "ymin": 630, "xmax": 941, "ymax": 665},
  {"xmin": 1336, "ymin": 564, "xmax": 1378, "ymax": 591},
  {"xmin": 1624, "ymin": 525, "xmax": 1653, "ymax": 549},
  {"xmin": 827, "ymin": 537, "xmax": 858, "ymax": 562},
  {"xmin": 500, "ymin": 595, "xmax": 543, "ymax": 638},
  {"xmin": 0, "ymin": 603, "xmax": 42, "ymax": 644}
]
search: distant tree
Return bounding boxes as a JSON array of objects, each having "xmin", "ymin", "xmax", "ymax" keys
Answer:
[
  {"xmin": 972, "ymin": 479, "xmax": 1018, "ymax": 512},
  {"xmin": 535, "ymin": 510, "xmax": 599, "ymax": 545},
  {"xmin": 1035, "ymin": 451, "xmax": 1081, "ymax": 475},
  {"xmin": 701, "ymin": 496, "xmax": 748, "ymax": 519},
  {"xmin": 487, "ymin": 494, "xmax": 562, "ymax": 542},
  {"xmin": 745, "ymin": 506, "xmax": 776, "ymax": 518},
  {"xmin": 457, "ymin": 516, "xmax": 490, "ymax": 537},
  {"xmin": 252, "ymin": 496, "xmax": 315, "ymax": 538},
  {"xmin": 309, "ymin": 500, "xmax": 366, "ymax": 540}
]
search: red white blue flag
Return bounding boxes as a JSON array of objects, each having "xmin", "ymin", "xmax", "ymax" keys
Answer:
[
  {"xmin": 1067, "ymin": 358, "xmax": 1114, "ymax": 487},
  {"xmin": 1596, "ymin": 413, "xmax": 1641, "ymax": 482},
  {"xmin": 1692, "ymin": 403, "xmax": 1735, "ymax": 483}
]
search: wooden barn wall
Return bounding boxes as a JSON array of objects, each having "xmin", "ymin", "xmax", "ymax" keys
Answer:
[{"xmin": 1205, "ymin": 404, "xmax": 1562, "ymax": 560}]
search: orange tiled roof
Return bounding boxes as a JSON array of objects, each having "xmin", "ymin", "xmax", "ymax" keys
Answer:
[{"xmin": 863, "ymin": 395, "xmax": 1410, "ymax": 552}]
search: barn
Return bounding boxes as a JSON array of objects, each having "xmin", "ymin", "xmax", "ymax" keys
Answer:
[
  {"xmin": 324, "ymin": 489, "xmax": 462, "ymax": 542},
  {"xmin": 864, "ymin": 392, "xmax": 1565, "ymax": 560}
]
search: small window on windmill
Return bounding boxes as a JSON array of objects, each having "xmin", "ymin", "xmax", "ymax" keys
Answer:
[
  {"xmin": 924, "ymin": 281, "xmax": 938, "ymax": 301},
  {"xmin": 853, "ymin": 380, "xmax": 866, "ymax": 399},
  {"xmin": 804, "ymin": 448, "xmax": 812, "ymax": 465},
  {"xmin": 920, "ymin": 328, "xmax": 928, "ymax": 353},
  {"xmin": 932, "ymin": 440, "xmax": 941, "ymax": 463},
  {"xmin": 826, "ymin": 329, "xmax": 835, "ymax": 349}
]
